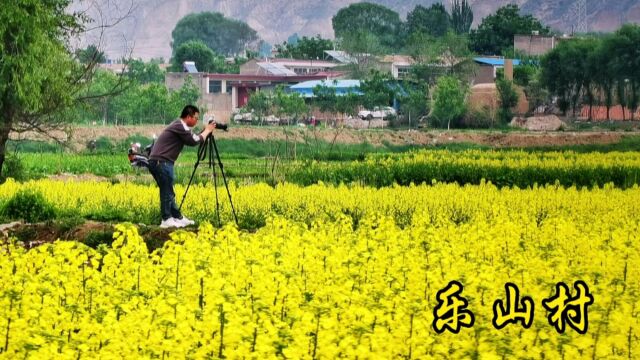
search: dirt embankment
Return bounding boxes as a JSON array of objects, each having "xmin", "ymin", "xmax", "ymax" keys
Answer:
[
  {"xmin": 0, "ymin": 220, "xmax": 185, "ymax": 251},
  {"xmin": 10, "ymin": 125, "xmax": 639, "ymax": 150}
]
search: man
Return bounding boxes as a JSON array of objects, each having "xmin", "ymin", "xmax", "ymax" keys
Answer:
[{"xmin": 148, "ymin": 105, "xmax": 216, "ymax": 228}]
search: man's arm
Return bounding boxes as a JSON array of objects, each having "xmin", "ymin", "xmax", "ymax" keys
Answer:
[{"xmin": 176, "ymin": 122, "xmax": 216, "ymax": 146}]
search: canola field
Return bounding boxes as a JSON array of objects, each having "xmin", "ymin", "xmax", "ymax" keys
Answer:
[{"xmin": 0, "ymin": 180, "xmax": 639, "ymax": 358}]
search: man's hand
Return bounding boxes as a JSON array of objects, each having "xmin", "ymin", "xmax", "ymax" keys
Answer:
[{"xmin": 201, "ymin": 122, "xmax": 216, "ymax": 138}]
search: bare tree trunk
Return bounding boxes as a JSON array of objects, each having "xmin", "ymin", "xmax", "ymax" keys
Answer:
[{"xmin": 0, "ymin": 115, "xmax": 13, "ymax": 179}]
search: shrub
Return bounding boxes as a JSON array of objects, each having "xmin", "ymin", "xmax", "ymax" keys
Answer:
[
  {"xmin": 2, "ymin": 189, "xmax": 56, "ymax": 223},
  {"xmin": 1, "ymin": 154, "xmax": 26, "ymax": 182}
]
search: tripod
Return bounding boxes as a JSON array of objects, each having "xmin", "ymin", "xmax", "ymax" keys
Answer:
[{"xmin": 178, "ymin": 134, "xmax": 239, "ymax": 226}]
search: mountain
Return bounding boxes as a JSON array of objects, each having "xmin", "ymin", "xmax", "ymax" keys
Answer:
[{"xmin": 75, "ymin": 0, "xmax": 640, "ymax": 60}]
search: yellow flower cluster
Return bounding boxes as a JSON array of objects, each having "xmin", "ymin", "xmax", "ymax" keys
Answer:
[
  {"xmin": 289, "ymin": 149, "xmax": 640, "ymax": 188},
  {"xmin": 373, "ymin": 149, "xmax": 640, "ymax": 170},
  {"xmin": 0, "ymin": 181, "xmax": 639, "ymax": 358}
]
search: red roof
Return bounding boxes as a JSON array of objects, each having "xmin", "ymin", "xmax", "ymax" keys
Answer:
[{"xmin": 205, "ymin": 73, "xmax": 328, "ymax": 82}]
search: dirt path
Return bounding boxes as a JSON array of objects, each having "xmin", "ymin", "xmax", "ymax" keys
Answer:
[{"xmin": 10, "ymin": 125, "xmax": 639, "ymax": 150}]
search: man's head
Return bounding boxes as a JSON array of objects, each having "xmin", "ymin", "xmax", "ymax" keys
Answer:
[{"xmin": 181, "ymin": 105, "xmax": 200, "ymax": 127}]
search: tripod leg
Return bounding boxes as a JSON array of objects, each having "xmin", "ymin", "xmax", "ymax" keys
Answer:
[
  {"xmin": 210, "ymin": 135, "xmax": 239, "ymax": 226},
  {"xmin": 179, "ymin": 139, "xmax": 207, "ymax": 212},
  {"xmin": 209, "ymin": 138, "xmax": 221, "ymax": 226}
]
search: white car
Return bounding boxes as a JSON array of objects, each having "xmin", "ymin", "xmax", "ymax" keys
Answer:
[
  {"xmin": 232, "ymin": 110, "xmax": 253, "ymax": 124},
  {"xmin": 358, "ymin": 106, "xmax": 397, "ymax": 120}
]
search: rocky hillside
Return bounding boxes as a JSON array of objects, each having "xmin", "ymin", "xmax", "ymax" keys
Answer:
[{"xmin": 75, "ymin": 0, "xmax": 640, "ymax": 60}]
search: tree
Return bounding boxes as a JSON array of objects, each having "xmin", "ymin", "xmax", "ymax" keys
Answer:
[
  {"xmin": 340, "ymin": 31, "xmax": 386, "ymax": 79},
  {"xmin": 171, "ymin": 40, "xmax": 224, "ymax": 73},
  {"xmin": 82, "ymin": 70, "xmax": 123, "ymax": 125},
  {"xmin": 541, "ymin": 39, "xmax": 594, "ymax": 117},
  {"xmin": 245, "ymin": 91, "xmax": 272, "ymax": 124},
  {"xmin": 470, "ymin": 5, "xmax": 549, "ymax": 55},
  {"xmin": 75, "ymin": 44, "xmax": 106, "ymax": 64},
  {"xmin": 360, "ymin": 70, "xmax": 397, "ymax": 110},
  {"xmin": 273, "ymin": 86, "xmax": 308, "ymax": 124},
  {"xmin": 127, "ymin": 59, "xmax": 164, "ymax": 84},
  {"xmin": 451, "ymin": 0, "xmax": 473, "ymax": 35},
  {"xmin": 496, "ymin": 78, "xmax": 519, "ymax": 124},
  {"xmin": 432, "ymin": 76, "xmax": 467, "ymax": 129},
  {"xmin": 539, "ymin": 24, "xmax": 640, "ymax": 121},
  {"xmin": 609, "ymin": 25, "xmax": 640, "ymax": 120},
  {"xmin": 171, "ymin": 12, "xmax": 258, "ymax": 56},
  {"xmin": 275, "ymin": 35, "xmax": 333, "ymax": 60},
  {"xmin": 0, "ymin": 0, "xmax": 103, "ymax": 177},
  {"xmin": 406, "ymin": 4, "xmax": 451, "ymax": 38},
  {"xmin": 591, "ymin": 36, "xmax": 615, "ymax": 120},
  {"xmin": 408, "ymin": 31, "xmax": 476, "ymax": 85},
  {"xmin": 332, "ymin": 3, "xmax": 403, "ymax": 50},
  {"xmin": 336, "ymin": 93, "xmax": 362, "ymax": 120},
  {"xmin": 399, "ymin": 81, "xmax": 429, "ymax": 127},
  {"xmin": 312, "ymin": 83, "xmax": 338, "ymax": 115}
]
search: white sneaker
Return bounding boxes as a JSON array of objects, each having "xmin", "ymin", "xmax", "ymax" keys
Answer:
[
  {"xmin": 177, "ymin": 216, "xmax": 195, "ymax": 226},
  {"xmin": 160, "ymin": 218, "xmax": 182, "ymax": 228}
]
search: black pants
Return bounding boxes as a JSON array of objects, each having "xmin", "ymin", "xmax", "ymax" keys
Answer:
[{"xmin": 148, "ymin": 160, "xmax": 182, "ymax": 221}]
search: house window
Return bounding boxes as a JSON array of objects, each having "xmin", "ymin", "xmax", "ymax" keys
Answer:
[
  {"xmin": 209, "ymin": 80, "xmax": 222, "ymax": 93},
  {"xmin": 397, "ymin": 67, "xmax": 411, "ymax": 78}
]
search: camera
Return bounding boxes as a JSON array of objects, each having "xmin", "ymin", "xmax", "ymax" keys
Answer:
[{"xmin": 205, "ymin": 116, "xmax": 228, "ymax": 131}]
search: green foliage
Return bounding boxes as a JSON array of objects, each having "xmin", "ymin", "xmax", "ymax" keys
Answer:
[
  {"xmin": 275, "ymin": 35, "xmax": 333, "ymax": 60},
  {"xmin": 55, "ymin": 216, "xmax": 85, "ymax": 234},
  {"xmin": 539, "ymin": 30, "xmax": 640, "ymax": 119},
  {"xmin": 462, "ymin": 107, "xmax": 496, "ymax": 129},
  {"xmin": 470, "ymin": 4, "xmax": 549, "ymax": 55},
  {"xmin": 2, "ymin": 190, "xmax": 55, "ymax": 223},
  {"xmin": 75, "ymin": 45, "xmax": 106, "ymax": 64},
  {"xmin": 332, "ymin": 2, "xmax": 403, "ymax": 50},
  {"xmin": 273, "ymin": 86, "xmax": 309, "ymax": 122},
  {"xmin": 432, "ymin": 76, "xmax": 468, "ymax": 129},
  {"xmin": 336, "ymin": 93, "xmax": 362, "ymax": 118},
  {"xmin": 451, "ymin": 0, "xmax": 473, "ymax": 35},
  {"xmin": 312, "ymin": 83, "xmax": 338, "ymax": 114},
  {"xmin": 523, "ymin": 73, "xmax": 548, "ymax": 115},
  {"xmin": 288, "ymin": 150, "xmax": 640, "ymax": 189},
  {"xmin": 171, "ymin": 12, "xmax": 258, "ymax": 56},
  {"xmin": 0, "ymin": 0, "xmax": 87, "ymax": 178},
  {"xmin": 407, "ymin": 31, "xmax": 475, "ymax": 84},
  {"xmin": 513, "ymin": 64, "xmax": 538, "ymax": 87},
  {"xmin": 399, "ymin": 82, "xmax": 429, "ymax": 126},
  {"xmin": 92, "ymin": 137, "xmax": 116, "ymax": 153},
  {"xmin": 84, "ymin": 229, "xmax": 115, "ymax": 248},
  {"xmin": 339, "ymin": 31, "xmax": 385, "ymax": 78},
  {"xmin": 126, "ymin": 59, "xmax": 164, "ymax": 84},
  {"xmin": 0, "ymin": 154, "xmax": 26, "ymax": 182},
  {"xmin": 171, "ymin": 40, "xmax": 220, "ymax": 73},
  {"xmin": 79, "ymin": 71, "xmax": 200, "ymax": 125},
  {"xmin": 496, "ymin": 78, "xmax": 519, "ymax": 124},
  {"xmin": 360, "ymin": 71, "xmax": 397, "ymax": 110},
  {"xmin": 245, "ymin": 91, "xmax": 272, "ymax": 123},
  {"xmin": 406, "ymin": 4, "xmax": 451, "ymax": 38}
]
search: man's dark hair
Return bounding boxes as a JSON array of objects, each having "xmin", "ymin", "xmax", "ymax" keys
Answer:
[{"xmin": 180, "ymin": 105, "xmax": 200, "ymax": 119}]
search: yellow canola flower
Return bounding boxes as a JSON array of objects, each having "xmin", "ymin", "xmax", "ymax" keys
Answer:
[{"xmin": 0, "ymin": 181, "xmax": 637, "ymax": 358}]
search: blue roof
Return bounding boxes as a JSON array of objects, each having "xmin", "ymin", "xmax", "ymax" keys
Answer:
[
  {"xmin": 289, "ymin": 80, "xmax": 362, "ymax": 98},
  {"xmin": 474, "ymin": 57, "xmax": 521, "ymax": 66},
  {"xmin": 290, "ymin": 80, "xmax": 361, "ymax": 89}
]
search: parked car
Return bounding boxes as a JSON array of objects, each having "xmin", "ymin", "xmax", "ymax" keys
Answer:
[
  {"xmin": 358, "ymin": 106, "xmax": 397, "ymax": 120},
  {"xmin": 232, "ymin": 110, "xmax": 253, "ymax": 124}
]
